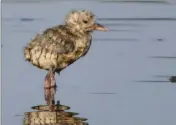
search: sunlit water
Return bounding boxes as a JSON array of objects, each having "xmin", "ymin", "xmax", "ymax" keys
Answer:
[{"xmin": 2, "ymin": 1, "xmax": 176, "ymax": 125}]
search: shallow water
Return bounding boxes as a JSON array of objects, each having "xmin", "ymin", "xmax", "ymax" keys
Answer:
[{"xmin": 2, "ymin": 1, "xmax": 176, "ymax": 125}]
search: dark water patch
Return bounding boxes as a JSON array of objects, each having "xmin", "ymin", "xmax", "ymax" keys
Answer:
[
  {"xmin": 98, "ymin": 17, "xmax": 176, "ymax": 21},
  {"xmin": 100, "ymin": 0, "xmax": 170, "ymax": 4},
  {"xmin": 156, "ymin": 38, "xmax": 165, "ymax": 42},
  {"xmin": 15, "ymin": 114, "xmax": 24, "ymax": 117},
  {"xmin": 89, "ymin": 92, "xmax": 116, "ymax": 94},
  {"xmin": 153, "ymin": 75, "xmax": 176, "ymax": 83},
  {"xmin": 2, "ymin": 0, "xmax": 59, "ymax": 3},
  {"xmin": 2, "ymin": 17, "xmax": 44, "ymax": 22},
  {"xmin": 93, "ymin": 38, "xmax": 140, "ymax": 42},
  {"xmin": 152, "ymin": 38, "xmax": 166, "ymax": 42},
  {"xmin": 20, "ymin": 18, "xmax": 35, "ymax": 22},
  {"xmin": 108, "ymin": 29, "xmax": 139, "ymax": 32},
  {"xmin": 102, "ymin": 23, "xmax": 143, "ymax": 27},
  {"xmin": 149, "ymin": 56, "xmax": 176, "ymax": 59},
  {"xmin": 134, "ymin": 80, "xmax": 169, "ymax": 83},
  {"xmin": 2, "ymin": 0, "xmax": 99, "ymax": 3},
  {"xmin": 169, "ymin": 76, "xmax": 176, "ymax": 83},
  {"xmin": 108, "ymin": 29, "xmax": 138, "ymax": 32},
  {"xmin": 2, "ymin": 0, "xmax": 169, "ymax": 4}
]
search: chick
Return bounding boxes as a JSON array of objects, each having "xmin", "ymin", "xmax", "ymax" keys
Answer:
[{"xmin": 24, "ymin": 10, "xmax": 108, "ymax": 105}]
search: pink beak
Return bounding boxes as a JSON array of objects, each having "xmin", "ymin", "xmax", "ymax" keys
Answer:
[{"xmin": 93, "ymin": 23, "xmax": 108, "ymax": 31}]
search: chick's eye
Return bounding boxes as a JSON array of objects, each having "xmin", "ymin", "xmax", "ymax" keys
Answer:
[{"xmin": 83, "ymin": 20, "xmax": 88, "ymax": 24}]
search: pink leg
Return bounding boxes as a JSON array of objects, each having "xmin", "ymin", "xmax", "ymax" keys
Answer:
[
  {"xmin": 44, "ymin": 69, "xmax": 56, "ymax": 88},
  {"xmin": 44, "ymin": 69, "xmax": 56, "ymax": 106}
]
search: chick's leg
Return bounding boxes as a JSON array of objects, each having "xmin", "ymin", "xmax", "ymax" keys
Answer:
[{"xmin": 44, "ymin": 68, "xmax": 56, "ymax": 105}]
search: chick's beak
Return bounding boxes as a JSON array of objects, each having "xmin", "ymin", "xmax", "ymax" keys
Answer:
[{"xmin": 93, "ymin": 23, "xmax": 108, "ymax": 31}]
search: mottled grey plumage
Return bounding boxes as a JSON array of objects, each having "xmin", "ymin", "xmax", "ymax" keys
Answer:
[{"xmin": 24, "ymin": 10, "xmax": 107, "ymax": 105}]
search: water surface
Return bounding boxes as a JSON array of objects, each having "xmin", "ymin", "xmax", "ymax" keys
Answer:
[{"xmin": 2, "ymin": 1, "xmax": 176, "ymax": 125}]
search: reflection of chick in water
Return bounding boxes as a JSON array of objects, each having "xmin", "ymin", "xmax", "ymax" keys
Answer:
[
  {"xmin": 24, "ymin": 100, "xmax": 88, "ymax": 125},
  {"xmin": 24, "ymin": 10, "xmax": 108, "ymax": 105}
]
